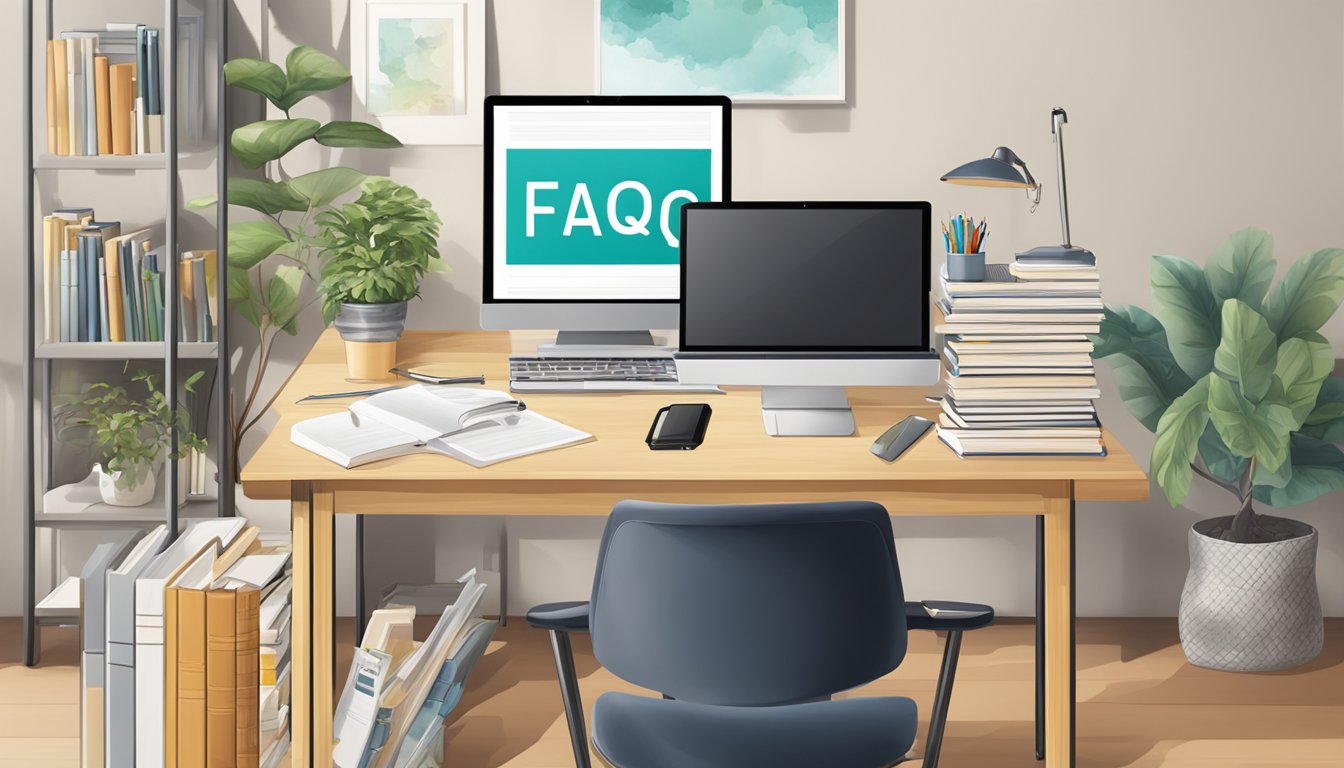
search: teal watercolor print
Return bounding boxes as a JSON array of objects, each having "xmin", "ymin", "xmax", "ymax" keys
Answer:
[
  {"xmin": 599, "ymin": 0, "xmax": 844, "ymax": 101},
  {"xmin": 370, "ymin": 17, "xmax": 458, "ymax": 116}
]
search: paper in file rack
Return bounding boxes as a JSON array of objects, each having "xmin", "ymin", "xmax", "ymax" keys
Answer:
[
  {"xmin": 103, "ymin": 524, "xmax": 168, "ymax": 768},
  {"xmin": 76, "ymin": 534, "xmax": 137, "ymax": 768}
]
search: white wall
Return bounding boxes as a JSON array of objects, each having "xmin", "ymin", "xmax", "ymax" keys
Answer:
[{"xmin": 5, "ymin": 0, "xmax": 1344, "ymax": 618}]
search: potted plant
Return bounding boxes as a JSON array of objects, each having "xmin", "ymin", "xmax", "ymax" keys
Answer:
[
  {"xmin": 316, "ymin": 177, "xmax": 443, "ymax": 380},
  {"xmin": 188, "ymin": 46, "xmax": 403, "ymax": 476},
  {"xmin": 1093, "ymin": 228, "xmax": 1344, "ymax": 671},
  {"xmin": 61, "ymin": 369, "xmax": 208, "ymax": 507}
]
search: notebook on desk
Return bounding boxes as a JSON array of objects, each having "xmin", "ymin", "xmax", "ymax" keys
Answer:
[{"xmin": 291, "ymin": 385, "xmax": 592, "ymax": 468}]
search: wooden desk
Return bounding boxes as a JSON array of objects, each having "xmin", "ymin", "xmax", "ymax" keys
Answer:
[{"xmin": 241, "ymin": 330, "xmax": 1149, "ymax": 768}]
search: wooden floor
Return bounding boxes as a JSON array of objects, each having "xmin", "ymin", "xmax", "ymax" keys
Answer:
[{"xmin": 3, "ymin": 617, "xmax": 1343, "ymax": 767}]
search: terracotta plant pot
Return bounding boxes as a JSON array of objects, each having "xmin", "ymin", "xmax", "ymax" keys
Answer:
[{"xmin": 333, "ymin": 301, "xmax": 408, "ymax": 380}]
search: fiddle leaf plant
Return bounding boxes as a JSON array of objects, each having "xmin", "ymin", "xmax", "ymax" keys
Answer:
[
  {"xmin": 59, "ymin": 369, "xmax": 208, "ymax": 491},
  {"xmin": 1093, "ymin": 228, "xmax": 1344, "ymax": 543},
  {"xmin": 188, "ymin": 46, "xmax": 403, "ymax": 477},
  {"xmin": 315, "ymin": 178, "xmax": 444, "ymax": 322}
]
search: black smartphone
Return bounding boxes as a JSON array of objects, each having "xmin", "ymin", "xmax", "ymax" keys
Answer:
[{"xmin": 646, "ymin": 404, "xmax": 713, "ymax": 450}]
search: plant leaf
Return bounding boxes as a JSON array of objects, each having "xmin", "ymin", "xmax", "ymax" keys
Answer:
[
  {"xmin": 227, "ymin": 221, "xmax": 291, "ymax": 269},
  {"xmin": 1272, "ymin": 334, "xmax": 1335, "ymax": 428},
  {"xmin": 231, "ymin": 118, "xmax": 320, "ymax": 169},
  {"xmin": 1301, "ymin": 376, "xmax": 1344, "ymax": 442},
  {"xmin": 1197, "ymin": 424, "xmax": 1247, "ymax": 483},
  {"xmin": 1151, "ymin": 254, "xmax": 1221, "ymax": 380},
  {"xmin": 1208, "ymin": 374, "xmax": 1294, "ymax": 472},
  {"xmin": 314, "ymin": 122, "xmax": 403, "ymax": 149},
  {"xmin": 276, "ymin": 46, "xmax": 351, "ymax": 111},
  {"xmin": 287, "ymin": 167, "xmax": 368, "ymax": 210},
  {"xmin": 1263, "ymin": 247, "xmax": 1344, "ymax": 342},
  {"xmin": 226, "ymin": 178, "xmax": 309, "ymax": 214},
  {"xmin": 186, "ymin": 194, "xmax": 217, "ymax": 210},
  {"xmin": 1205, "ymin": 227, "xmax": 1276, "ymax": 311},
  {"xmin": 1254, "ymin": 433, "xmax": 1344, "ymax": 507},
  {"xmin": 1151, "ymin": 374, "xmax": 1212, "ymax": 506},
  {"xmin": 224, "ymin": 58, "xmax": 288, "ymax": 105},
  {"xmin": 1092, "ymin": 305, "xmax": 1193, "ymax": 431},
  {"xmin": 1212, "ymin": 299, "xmax": 1277, "ymax": 403},
  {"xmin": 266, "ymin": 264, "xmax": 305, "ymax": 335}
]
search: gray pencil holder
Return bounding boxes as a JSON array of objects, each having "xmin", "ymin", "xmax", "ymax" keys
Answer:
[{"xmin": 946, "ymin": 251, "xmax": 986, "ymax": 282}]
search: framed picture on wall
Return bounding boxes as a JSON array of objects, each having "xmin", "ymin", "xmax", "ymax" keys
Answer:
[
  {"xmin": 595, "ymin": 0, "xmax": 847, "ymax": 104},
  {"xmin": 351, "ymin": 0, "xmax": 485, "ymax": 145}
]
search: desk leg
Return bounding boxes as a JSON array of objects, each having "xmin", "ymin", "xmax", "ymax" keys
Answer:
[
  {"xmin": 292, "ymin": 482, "xmax": 314, "ymax": 768},
  {"xmin": 313, "ymin": 486, "xmax": 336, "ymax": 768},
  {"xmin": 1036, "ymin": 516, "xmax": 1046, "ymax": 761},
  {"xmin": 1043, "ymin": 486, "xmax": 1076, "ymax": 768}
]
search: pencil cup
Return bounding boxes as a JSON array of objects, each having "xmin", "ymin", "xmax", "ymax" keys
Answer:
[
  {"xmin": 344, "ymin": 340, "xmax": 398, "ymax": 381},
  {"xmin": 947, "ymin": 251, "xmax": 986, "ymax": 282}
]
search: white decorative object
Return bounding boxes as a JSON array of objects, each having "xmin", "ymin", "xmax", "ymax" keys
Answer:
[
  {"xmin": 351, "ymin": 0, "xmax": 486, "ymax": 145},
  {"xmin": 94, "ymin": 463, "xmax": 156, "ymax": 507},
  {"xmin": 1179, "ymin": 517, "xmax": 1323, "ymax": 672}
]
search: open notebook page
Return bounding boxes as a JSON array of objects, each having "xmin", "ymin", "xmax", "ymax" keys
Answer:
[
  {"xmin": 349, "ymin": 386, "xmax": 516, "ymax": 442},
  {"xmin": 430, "ymin": 410, "xmax": 592, "ymax": 468},
  {"xmin": 290, "ymin": 412, "xmax": 420, "ymax": 468}
]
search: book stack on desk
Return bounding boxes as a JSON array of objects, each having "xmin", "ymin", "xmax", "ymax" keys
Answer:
[{"xmin": 935, "ymin": 262, "xmax": 1106, "ymax": 456}]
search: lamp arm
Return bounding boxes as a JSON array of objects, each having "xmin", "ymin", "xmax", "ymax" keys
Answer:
[
  {"xmin": 1052, "ymin": 107, "xmax": 1071, "ymax": 247},
  {"xmin": 993, "ymin": 146, "xmax": 1042, "ymax": 213}
]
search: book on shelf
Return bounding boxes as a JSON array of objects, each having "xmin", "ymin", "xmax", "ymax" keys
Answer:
[
  {"xmin": 291, "ymin": 386, "xmax": 593, "ymax": 469},
  {"xmin": 45, "ymin": 23, "xmax": 162, "ymax": 158}
]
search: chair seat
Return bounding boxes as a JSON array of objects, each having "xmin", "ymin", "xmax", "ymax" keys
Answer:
[
  {"xmin": 591, "ymin": 692, "xmax": 918, "ymax": 768},
  {"xmin": 904, "ymin": 601, "xmax": 995, "ymax": 632},
  {"xmin": 526, "ymin": 600, "xmax": 591, "ymax": 631}
]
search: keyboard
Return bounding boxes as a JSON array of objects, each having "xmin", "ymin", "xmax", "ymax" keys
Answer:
[{"xmin": 508, "ymin": 357, "xmax": 723, "ymax": 393}]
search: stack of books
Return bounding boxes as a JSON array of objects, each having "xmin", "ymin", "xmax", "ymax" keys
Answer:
[
  {"xmin": 41, "ymin": 207, "xmax": 217, "ymax": 344},
  {"xmin": 258, "ymin": 574, "xmax": 293, "ymax": 767},
  {"xmin": 44, "ymin": 24, "xmax": 163, "ymax": 157},
  {"xmin": 935, "ymin": 260, "xmax": 1105, "ymax": 456}
]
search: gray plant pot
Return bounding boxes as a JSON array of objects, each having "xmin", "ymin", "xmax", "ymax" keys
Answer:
[
  {"xmin": 332, "ymin": 301, "xmax": 408, "ymax": 342},
  {"xmin": 1178, "ymin": 516, "xmax": 1322, "ymax": 672}
]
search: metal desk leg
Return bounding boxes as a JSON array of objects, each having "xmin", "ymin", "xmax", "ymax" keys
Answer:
[
  {"xmin": 355, "ymin": 514, "xmax": 366, "ymax": 639},
  {"xmin": 1036, "ymin": 515, "xmax": 1045, "ymax": 761}
]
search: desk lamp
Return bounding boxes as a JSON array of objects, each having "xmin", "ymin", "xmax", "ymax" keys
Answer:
[{"xmin": 941, "ymin": 107, "xmax": 1093, "ymax": 263}]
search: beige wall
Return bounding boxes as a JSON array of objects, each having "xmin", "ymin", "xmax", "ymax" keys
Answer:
[{"xmin": 5, "ymin": 0, "xmax": 1344, "ymax": 617}]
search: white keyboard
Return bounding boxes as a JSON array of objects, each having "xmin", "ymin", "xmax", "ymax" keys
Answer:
[{"xmin": 508, "ymin": 357, "xmax": 723, "ymax": 393}]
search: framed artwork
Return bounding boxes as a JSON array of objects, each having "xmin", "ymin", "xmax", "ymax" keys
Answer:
[
  {"xmin": 352, "ymin": 0, "xmax": 485, "ymax": 145},
  {"xmin": 596, "ymin": 0, "xmax": 847, "ymax": 104}
]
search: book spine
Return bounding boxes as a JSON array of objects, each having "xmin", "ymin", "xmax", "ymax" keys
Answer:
[
  {"xmin": 98, "ymin": 250, "xmax": 109, "ymax": 342},
  {"xmin": 146, "ymin": 29, "xmax": 162, "ymax": 116},
  {"xmin": 75, "ymin": 238, "xmax": 88, "ymax": 342},
  {"xmin": 164, "ymin": 587, "xmax": 179, "ymax": 768},
  {"xmin": 109, "ymin": 63, "xmax": 134, "ymax": 156},
  {"xmin": 94, "ymin": 56, "xmax": 112, "ymax": 156},
  {"xmin": 149, "ymin": 270, "xmax": 163, "ymax": 342},
  {"xmin": 86, "ymin": 239, "xmax": 100, "ymax": 342},
  {"xmin": 194, "ymin": 257, "xmax": 209, "ymax": 343},
  {"xmin": 66, "ymin": 40, "xmax": 82, "ymax": 155},
  {"xmin": 236, "ymin": 589, "xmax": 261, "ymax": 768},
  {"xmin": 59, "ymin": 248, "xmax": 70, "ymax": 342},
  {"xmin": 206, "ymin": 591, "xmax": 238, "ymax": 768},
  {"xmin": 82, "ymin": 38, "xmax": 97, "ymax": 156},
  {"xmin": 106, "ymin": 244, "xmax": 124, "ymax": 342},
  {"xmin": 177, "ymin": 589, "xmax": 207, "ymax": 768},
  {"xmin": 53, "ymin": 39, "xmax": 69, "ymax": 155},
  {"xmin": 121, "ymin": 244, "xmax": 136, "ymax": 342},
  {"xmin": 45, "ymin": 41, "xmax": 57, "ymax": 153}
]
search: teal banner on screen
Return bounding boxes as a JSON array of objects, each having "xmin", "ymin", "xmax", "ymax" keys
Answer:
[{"xmin": 505, "ymin": 148, "xmax": 712, "ymax": 265}]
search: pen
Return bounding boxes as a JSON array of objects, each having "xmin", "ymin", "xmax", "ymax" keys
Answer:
[
  {"xmin": 297, "ymin": 385, "xmax": 403, "ymax": 403},
  {"xmin": 390, "ymin": 368, "xmax": 487, "ymax": 385}
]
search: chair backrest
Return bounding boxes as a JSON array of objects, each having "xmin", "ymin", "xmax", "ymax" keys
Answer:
[{"xmin": 589, "ymin": 500, "xmax": 906, "ymax": 706}]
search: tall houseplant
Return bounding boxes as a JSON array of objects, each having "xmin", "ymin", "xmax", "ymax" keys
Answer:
[
  {"xmin": 1093, "ymin": 228, "xmax": 1344, "ymax": 670},
  {"xmin": 189, "ymin": 47, "xmax": 402, "ymax": 477},
  {"xmin": 315, "ymin": 178, "xmax": 443, "ymax": 379}
]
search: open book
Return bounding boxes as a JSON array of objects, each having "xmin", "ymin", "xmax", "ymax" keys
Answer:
[{"xmin": 291, "ymin": 385, "xmax": 592, "ymax": 468}]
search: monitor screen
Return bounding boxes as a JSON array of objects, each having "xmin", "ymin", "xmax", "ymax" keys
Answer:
[
  {"xmin": 485, "ymin": 97, "xmax": 730, "ymax": 304},
  {"xmin": 679, "ymin": 203, "xmax": 931, "ymax": 352}
]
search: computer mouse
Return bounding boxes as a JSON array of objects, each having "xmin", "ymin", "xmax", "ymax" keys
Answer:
[{"xmin": 871, "ymin": 415, "xmax": 934, "ymax": 462}]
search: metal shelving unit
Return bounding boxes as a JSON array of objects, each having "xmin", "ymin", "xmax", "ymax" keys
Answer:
[{"xmin": 21, "ymin": 0, "xmax": 230, "ymax": 666}]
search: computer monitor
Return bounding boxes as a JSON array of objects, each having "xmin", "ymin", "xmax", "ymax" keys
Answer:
[
  {"xmin": 675, "ymin": 202, "xmax": 939, "ymax": 436},
  {"xmin": 482, "ymin": 95, "xmax": 731, "ymax": 350}
]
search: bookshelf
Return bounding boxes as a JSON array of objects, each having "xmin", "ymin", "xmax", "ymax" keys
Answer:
[{"xmin": 21, "ymin": 0, "xmax": 232, "ymax": 666}]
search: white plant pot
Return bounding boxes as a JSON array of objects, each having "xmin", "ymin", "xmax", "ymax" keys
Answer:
[
  {"xmin": 1179, "ymin": 515, "xmax": 1323, "ymax": 672},
  {"xmin": 94, "ymin": 464, "xmax": 156, "ymax": 507}
]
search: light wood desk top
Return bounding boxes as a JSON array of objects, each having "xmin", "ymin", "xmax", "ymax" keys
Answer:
[{"xmin": 241, "ymin": 330, "xmax": 1149, "ymax": 503}]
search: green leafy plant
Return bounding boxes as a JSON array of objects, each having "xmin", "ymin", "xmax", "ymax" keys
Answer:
[
  {"xmin": 316, "ymin": 178, "xmax": 443, "ymax": 322},
  {"xmin": 61, "ymin": 370, "xmax": 208, "ymax": 491},
  {"xmin": 188, "ymin": 47, "xmax": 403, "ymax": 475},
  {"xmin": 1094, "ymin": 228, "xmax": 1344, "ymax": 543}
]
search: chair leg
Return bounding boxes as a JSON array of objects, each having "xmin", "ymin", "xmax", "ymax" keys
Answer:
[
  {"xmin": 923, "ymin": 629, "xmax": 963, "ymax": 768},
  {"xmin": 549, "ymin": 629, "xmax": 592, "ymax": 768}
]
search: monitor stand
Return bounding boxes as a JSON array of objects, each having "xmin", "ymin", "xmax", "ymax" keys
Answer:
[
  {"xmin": 760, "ymin": 386, "xmax": 856, "ymax": 437},
  {"xmin": 534, "ymin": 330, "xmax": 673, "ymax": 359}
]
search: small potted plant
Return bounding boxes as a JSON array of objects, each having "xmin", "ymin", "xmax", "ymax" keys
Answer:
[
  {"xmin": 317, "ymin": 177, "xmax": 443, "ymax": 380},
  {"xmin": 62, "ymin": 369, "xmax": 208, "ymax": 506},
  {"xmin": 1093, "ymin": 228, "xmax": 1344, "ymax": 671}
]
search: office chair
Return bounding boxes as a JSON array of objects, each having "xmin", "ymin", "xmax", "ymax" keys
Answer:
[{"xmin": 526, "ymin": 500, "xmax": 995, "ymax": 768}]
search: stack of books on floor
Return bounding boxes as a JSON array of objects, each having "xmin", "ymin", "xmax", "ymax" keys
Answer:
[
  {"xmin": 333, "ymin": 570, "xmax": 497, "ymax": 768},
  {"xmin": 44, "ymin": 23, "xmax": 163, "ymax": 156},
  {"xmin": 80, "ymin": 518, "xmax": 292, "ymax": 768},
  {"xmin": 935, "ymin": 259, "xmax": 1105, "ymax": 457},
  {"xmin": 41, "ymin": 207, "xmax": 218, "ymax": 344}
]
